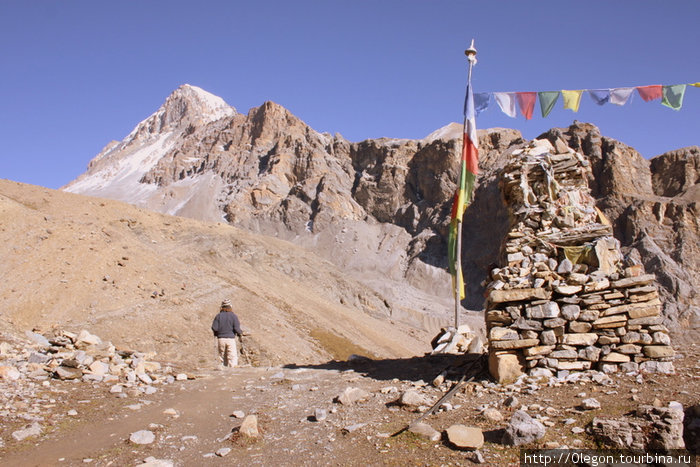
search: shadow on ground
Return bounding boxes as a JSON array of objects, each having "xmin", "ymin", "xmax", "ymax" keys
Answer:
[{"xmin": 284, "ymin": 353, "xmax": 488, "ymax": 383}]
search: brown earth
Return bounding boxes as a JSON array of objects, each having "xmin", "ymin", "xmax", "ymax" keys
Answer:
[
  {"xmin": 0, "ymin": 178, "xmax": 441, "ymax": 371},
  {"xmin": 1, "ymin": 343, "xmax": 698, "ymax": 466}
]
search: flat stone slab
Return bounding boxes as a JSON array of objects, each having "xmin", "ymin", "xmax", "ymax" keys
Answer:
[
  {"xmin": 446, "ymin": 425, "xmax": 484, "ymax": 449},
  {"xmin": 488, "ymin": 288, "xmax": 550, "ymax": 304}
]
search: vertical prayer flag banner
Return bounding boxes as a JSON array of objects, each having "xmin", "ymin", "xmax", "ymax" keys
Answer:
[
  {"xmin": 448, "ymin": 80, "xmax": 479, "ymax": 300},
  {"xmin": 662, "ymin": 84, "xmax": 686, "ymax": 110},
  {"xmin": 538, "ymin": 91, "xmax": 559, "ymax": 117},
  {"xmin": 609, "ymin": 87, "xmax": 635, "ymax": 105},
  {"xmin": 562, "ymin": 90, "xmax": 583, "ymax": 112},
  {"xmin": 516, "ymin": 92, "xmax": 537, "ymax": 119},
  {"xmin": 494, "ymin": 92, "xmax": 517, "ymax": 118},
  {"xmin": 636, "ymin": 85, "xmax": 663, "ymax": 101}
]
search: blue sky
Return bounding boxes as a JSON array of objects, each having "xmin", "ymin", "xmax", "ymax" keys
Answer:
[{"xmin": 1, "ymin": 1, "xmax": 699, "ymax": 189}]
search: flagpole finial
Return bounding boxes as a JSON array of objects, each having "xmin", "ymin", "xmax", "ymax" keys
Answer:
[{"xmin": 465, "ymin": 39, "xmax": 477, "ymax": 65}]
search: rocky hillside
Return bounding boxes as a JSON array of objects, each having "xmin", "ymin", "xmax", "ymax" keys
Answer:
[
  {"xmin": 0, "ymin": 180, "xmax": 434, "ymax": 369},
  {"xmin": 63, "ymin": 85, "xmax": 699, "ymax": 338}
]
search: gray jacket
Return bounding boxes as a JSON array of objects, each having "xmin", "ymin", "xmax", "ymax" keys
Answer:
[{"xmin": 211, "ymin": 311, "xmax": 242, "ymax": 338}]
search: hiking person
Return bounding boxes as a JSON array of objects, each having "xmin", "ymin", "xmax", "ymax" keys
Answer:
[{"xmin": 211, "ymin": 299, "xmax": 243, "ymax": 368}]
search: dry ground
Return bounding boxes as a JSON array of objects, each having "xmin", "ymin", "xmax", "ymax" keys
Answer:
[{"xmin": 1, "ymin": 343, "xmax": 698, "ymax": 466}]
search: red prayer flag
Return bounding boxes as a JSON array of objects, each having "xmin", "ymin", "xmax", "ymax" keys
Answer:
[
  {"xmin": 516, "ymin": 92, "xmax": 537, "ymax": 120},
  {"xmin": 636, "ymin": 85, "xmax": 663, "ymax": 102}
]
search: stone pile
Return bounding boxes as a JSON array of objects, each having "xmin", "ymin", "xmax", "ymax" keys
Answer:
[
  {"xmin": 485, "ymin": 139, "xmax": 674, "ymax": 382},
  {"xmin": 0, "ymin": 328, "xmax": 189, "ymax": 434},
  {"xmin": 0, "ymin": 329, "xmax": 185, "ymax": 387},
  {"xmin": 430, "ymin": 325, "xmax": 482, "ymax": 355}
]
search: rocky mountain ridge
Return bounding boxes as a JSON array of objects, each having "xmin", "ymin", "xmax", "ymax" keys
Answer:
[{"xmin": 63, "ymin": 84, "xmax": 699, "ymax": 338}]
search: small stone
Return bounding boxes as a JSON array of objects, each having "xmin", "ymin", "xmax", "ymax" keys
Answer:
[
  {"xmin": 482, "ymin": 408, "xmax": 503, "ymax": 422},
  {"xmin": 0, "ymin": 365, "xmax": 21, "ymax": 381},
  {"xmin": 335, "ymin": 387, "xmax": 370, "ymax": 405},
  {"xmin": 141, "ymin": 458, "xmax": 174, "ymax": 467},
  {"xmin": 215, "ymin": 448, "xmax": 231, "ymax": 457},
  {"xmin": 398, "ymin": 389, "xmax": 430, "ymax": 408},
  {"xmin": 446, "ymin": 425, "xmax": 484, "ymax": 450},
  {"xmin": 12, "ymin": 422, "xmax": 42, "ymax": 441},
  {"xmin": 503, "ymin": 395, "xmax": 520, "ymax": 408},
  {"xmin": 175, "ymin": 373, "xmax": 188, "ymax": 381},
  {"xmin": 502, "ymin": 410, "xmax": 545, "ymax": 446},
  {"xmin": 129, "ymin": 430, "xmax": 155, "ymax": 445},
  {"xmin": 313, "ymin": 408, "xmax": 327, "ymax": 422},
  {"xmin": 239, "ymin": 415, "xmax": 259, "ymax": 437},
  {"xmin": 557, "ymin": 258, "xmax": 573, "ymax": 274},
  {"xmin": 408, "ymin": 422, "xmax": 441, "ymax": 441},
  {"xmin": 231, "ymin": 410, "xmax": 245, "ymax": 419},
  {"xmin": 581, "ymin": 398, "xmax": 601, "ymax": 410},
  {"xmin": 342, "ymin": 423, "xmax": 367, "ymax": 433},
  {"xmin": 55, "ymin": 366, "xmax": 83, "ymax": 380},
  {"xmin": 465, "ymin": 450, "xmax": 486, "ymax": 464}
]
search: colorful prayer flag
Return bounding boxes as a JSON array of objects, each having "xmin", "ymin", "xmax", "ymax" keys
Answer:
[
  {"xmin": 609, "ymin": 87, "xmax": 634, "ymax": 105},
  {"xmin": 562, "ymin": 90, "xmax": 583, "ymax": 112},
  {"xmin": 689, "ymin": 82, "xmax": 700, "ymax": 87},
  {"xmin": 447, "ymin": 80, "xmax": 479, "ymax": 300},
  {"xmin": 494, "ymin": 92, "xmax": 517, "ymax": 118},
  {"xmin": 516, "ymin": 92, "xmax": 537, "ymax": 120},
  {"xmin": 662, "ymin": 84, "xmax": 686, "ymax": 110},
  {"xmin": 474, "ymin": 93, "xmax": 491, "ymax": 114},
  {"xmin": 636, "ymin": 85, "xmax": 663, "ymax": 102},
  {"xmin": 538, "ymin": 91, "xmax": 559, "ymax": 117},
  {"xmin": 588, "ymin": 89, "xmax": 610, "ymax": 105}
]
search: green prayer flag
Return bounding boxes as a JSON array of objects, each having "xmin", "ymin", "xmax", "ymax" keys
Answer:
[
  {"xmin": 662, "ymin": 84, "xmax": 686, "ymax": 110},
  {"xmin": 538, "ymin": 91, "xmax": 559, "ymax": 117}
]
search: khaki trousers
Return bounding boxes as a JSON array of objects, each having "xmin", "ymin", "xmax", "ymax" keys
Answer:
[{"xmin": 217, "ymin": 337, "xmax": 238, "ymax": 367}]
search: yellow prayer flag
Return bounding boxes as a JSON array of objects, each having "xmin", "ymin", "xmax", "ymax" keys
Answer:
[
  {"xmin": 691, "ymin": 82, "xmax": 700, "ymax": 87},
  {"xmin": 562, "ymin": 90, "xmax": 583, "ymax": 112}
]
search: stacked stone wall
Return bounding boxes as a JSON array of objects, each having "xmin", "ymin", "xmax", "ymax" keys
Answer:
[{"xmin": 485, "ymin": 140, "xmax": 674, "ymax": 382}]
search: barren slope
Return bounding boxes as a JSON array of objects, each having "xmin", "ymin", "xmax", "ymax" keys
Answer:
[{"xmin": 0, "ymin": 179, "xmax": 435, "ymax": 370}]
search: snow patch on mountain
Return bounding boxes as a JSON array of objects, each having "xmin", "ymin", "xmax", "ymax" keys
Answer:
[{"xmin": 64, "ymin": 131, "xmax": 175, "ymax": 203}]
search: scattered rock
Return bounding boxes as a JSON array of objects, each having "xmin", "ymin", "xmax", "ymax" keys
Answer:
[
  {"xmin": 446, "ymin": 425, "xmax": 484, "ymax": 450},
  {"xmin": 141, "ymin": 458, "xmax": 174, "ymax": 467},
  {"xmin": 408, "ymin": 422, "xmax": 441, "ymax": 441},
  {"xmin": 239, "ymin": 415, "xmax": 259, "ymax": 438},
  {"xmin": 335, "ymin": 387, "xmax": 370, "ymax": 405},
  {"xmin": 129, "ymin": 430, "xmax": 155, "ymax": 445},
  {"xmin": 398, "ymin": 389, "xmax": 429, "ymax": 408},
  {"xmin": 12, "ymin": 422, "xmax": 42, "ymax": 441},
  {"xmin": 313, "ymin": 408, "xmax": 327, "ymax": 422},
  {"xmin": 581, "ymin": 398, "xmax": 601, "ymax": 410},
  {"xmin": 215, "ymin": 448, "xmax": 231, "ymax": 457},
  {"xmin": 482, "ymin": 407, "xmax": 503, "ymax": 422},
  {"xmin": 0, "ymin": 365, "xmax": 21, "ymax": 381},
  {"xmin": 502, "ymin": 410, "xmax": 546, "ymax": 446}
]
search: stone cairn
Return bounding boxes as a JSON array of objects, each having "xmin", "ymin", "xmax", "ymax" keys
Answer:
[{"xmin": 485, "ymin": 139, "xmax": 674, "ymax": 382}]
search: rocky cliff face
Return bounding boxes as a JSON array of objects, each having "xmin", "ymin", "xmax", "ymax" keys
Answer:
[{"xmin": 64, "ymin": 87, "xmax": 699, "ymax": 337}]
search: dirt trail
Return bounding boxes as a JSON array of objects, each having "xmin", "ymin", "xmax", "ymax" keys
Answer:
[{"xmin": 2, "ymin": 346, "xmax": 699, "ymax": 466}]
